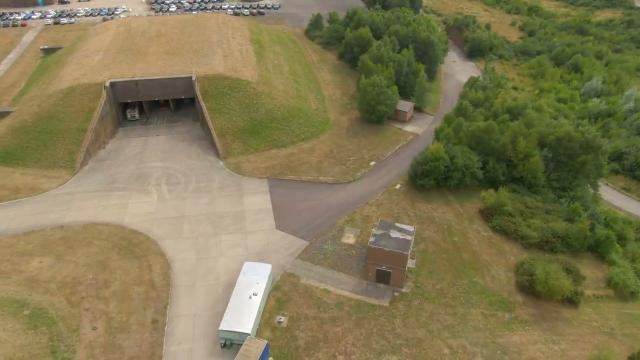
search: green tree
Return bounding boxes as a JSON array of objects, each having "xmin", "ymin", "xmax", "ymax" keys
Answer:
[
  {"xmin": 357, "ymin": 75, "xmax": 400, "ymax": 124},
  {"xmin": 414, "ymin": 70, "xmax": 429, "ymax": 110},
  {"xmin": 515, "ymin": 256, "xmax": 583, "ymax": 304},
  {"xmin": 607, "ymin": 264, "xmax": 640, "ymax": 300},
  {"xmin": 339, "ymin": 27, "xmax": 376, "ymax": 67},
  {"xmin": 305, "ymin": 13, "xmax": 325, "ymax": 41},
  {"xmin": 445, "ymin": 145, "xmax": 483, "ymax": 187},
  {"xmin": 393, "ymin": 48, "xmax": 423, "ymax": 99},
  {"xmin": 410, "ymin": 0, "xmax": 423, "ymax": 12},
  {"xmin": 409, "ymin": 143, "xmax": 450, "ymax": 189}
]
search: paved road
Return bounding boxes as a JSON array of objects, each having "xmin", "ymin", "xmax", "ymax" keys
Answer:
[
  {"xmin": 600, "ymin": 182, "xmax": 640, "ymax": 218},
  {"xmin": 269, "ymin": 44, "xmax": 481, "ymax": 240},
  {"xmin": 0, "ymin": 110, "xmax": 306, "ymax": 360},
  {"xmin": 0, "ymin": 23, "xmax": 42, "ymax": 79},
  {"xmin": 269, "ymin": 0, "xmax": 362, "ymax": 27}
]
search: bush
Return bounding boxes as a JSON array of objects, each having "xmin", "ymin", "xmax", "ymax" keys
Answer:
[
  {"xmin": 628, "ymin": 351, "xmax": 640, "ymax": 360},
  {"xmin": 305, "ymin": 13, "xmax": 325, "ymax": 41},
  {"xmin": 339, "ymin": 27, "xmax": 375, "ymax": 67},
  {"xmin": 607, "ymin": 264, "xmax": 640, "ymax": 300},
  {"xmin": 515, "ymin": 256, "xmax": 585, "ymax": 305},
  {"xmin": 409, "ymin": 143, "xmax": 482, "ymax": 189},
  {"xmin": 414, "ymin": 70, "xmax": 429, "ymax": 110},
  {"xmin": 357, "ymin": 75, "xmax": 400, "ymax": 124}
]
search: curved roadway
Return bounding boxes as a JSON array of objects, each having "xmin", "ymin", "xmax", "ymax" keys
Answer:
[{"xmin": 269, "ymin": 44, "xmax": 481, "ymax": 240}]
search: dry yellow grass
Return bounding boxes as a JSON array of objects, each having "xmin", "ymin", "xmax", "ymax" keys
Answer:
[
  {"xmin": 0, "ymin": 166, "xmax": 70, "ymax": 202},
  {"xmin": 0, "ymin": 224, "xmax": 170, "ymax": 359},
  {"xmin": 261, "ymin": 182, "xmax": 640, "ymax": 358},
  {"xmin": 528, "ymin": 0, "xmax": 625, "ymax": 19},
  {"xmin": 0, "ymin": 24, "xmax": 89, "ymax": 106},
  {"xmin": 430, "ymin": 0, "xmax": 522, "ymax": 41},
  {"xmin": 0, "ymin": 27, "xmax": 27, "ymax": 64},
  {"xmin": 54, "ymin": 14, "xmax": 256, "ymax": 90},
  {"xmin": 224, "ymin": 31, "xmax": 411, "ymax": 182}
]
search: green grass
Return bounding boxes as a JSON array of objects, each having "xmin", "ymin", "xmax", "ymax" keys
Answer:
[
  {"xmin": 199, "ymin": 23, "xmax": 330, "ymax": 157},
  {"xmin": 0, "ymin": 83, "xmax": 101, "ymax": 169},
  {"xmin": 0, "ymin": 297, "xmax": 75, "ymax": 360},
  {"xmin": 422, "ymin": 68, "xmax": 443, "ymax": 114},
  {"xmin": 260, "ymin": 181, "xmax": 640, "ymax": 358}
]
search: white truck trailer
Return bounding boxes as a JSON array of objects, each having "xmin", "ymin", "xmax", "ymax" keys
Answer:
[{"xmin": 218, "ymin": 262, "xmax": 273, "ymax": 348}]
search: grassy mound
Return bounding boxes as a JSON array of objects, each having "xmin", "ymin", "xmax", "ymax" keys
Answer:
[
  {"xmin": 200, "ymin": 23, "xmax": 330, "ymax": 156},
  {"xmin": 0, "ymin": 224, "xmax": 169, "ymax": 359}
]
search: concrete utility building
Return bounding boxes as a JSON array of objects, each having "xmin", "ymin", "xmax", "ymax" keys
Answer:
[
  {"xmin": 365, "ymin": 220, "xmax": 416, "ymax": 288},
  {"xmin": 394, "ymin": 100, "xmax": 415, "ymax": 122}
]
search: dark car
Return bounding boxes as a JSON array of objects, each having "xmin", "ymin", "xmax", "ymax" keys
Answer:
[
  {"xmin": 257, "ymin": 9, "xmax": 265, "ymax": 15},
  {"xmin": 249, "ymin": 9, "xmax": 257, "ymax": 15},
  {"xmin": 53, "ymin": 18, "xmax": 61, "ymax": 24}
]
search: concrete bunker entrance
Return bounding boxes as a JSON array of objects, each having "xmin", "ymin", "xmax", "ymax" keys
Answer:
[{"xmin": 107, "ymin": 75, "xmax": 222, "ymax": 153}]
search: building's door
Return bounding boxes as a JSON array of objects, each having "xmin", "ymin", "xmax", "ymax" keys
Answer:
[{"xmin": 375, "ymin": 268, "xmax": 392, "ymax": 285}]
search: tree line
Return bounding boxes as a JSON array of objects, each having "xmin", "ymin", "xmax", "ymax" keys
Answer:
[
  {"xmin": 410, "ymin": 9, "xmax": 640, "ymax": 302},
  {"xmin": 305, "ymin": 5, "xmax": 448, "ymax": 123}
]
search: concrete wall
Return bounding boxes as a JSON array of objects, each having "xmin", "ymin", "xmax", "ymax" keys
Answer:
[
  {"xmin": 109, "ymin": 75, "xmax": 196, "ymax": 103},
  {"xmin": 75, "ymin": 75, "xmax": 223, "ymax": 169},
  {"xmin": 76, "ymin": 85, "xmax": 119, "ymax": 168},
  {"xmin": 193, "ymin": 75, "xmax": 224, "ymax": 158}
]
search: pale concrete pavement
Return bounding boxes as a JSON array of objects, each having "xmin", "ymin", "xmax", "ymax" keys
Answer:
[
  {"xmin": 600, "ymin": 182, "xmax": 640, "ymax": 218},
  {"xmin": 0, "ymin": 111, "xmax": 306, "ymax": 359}
]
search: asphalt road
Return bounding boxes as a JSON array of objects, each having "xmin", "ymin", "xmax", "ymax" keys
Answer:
[
  {"xmin": 269, "ymin": 44, "xmax": 481, "ymax": 240},
  {"xmin": 600, "ymin": 182, "xmax": 640, "ymax": 218}
]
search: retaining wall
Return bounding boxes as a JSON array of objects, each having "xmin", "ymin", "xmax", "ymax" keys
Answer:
[{"xmin": 75, "ymin": 75, "xmax": 223, "ymax": 170}]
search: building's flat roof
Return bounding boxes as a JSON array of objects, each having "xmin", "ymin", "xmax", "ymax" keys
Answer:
[
  {"xmin": 396, "ymin": 100, "xmax": 415, "ymax": 112},
  {"xmin": 218, "ymin": 262, "xmax": 272, "ymax": 335},
  {"xmin": 235, "ymin": 337, "xmax": 268, "ymax": 360},
  {"xmin": 368, "ymin": 220, "xmax": 415, "ymax": 254}
]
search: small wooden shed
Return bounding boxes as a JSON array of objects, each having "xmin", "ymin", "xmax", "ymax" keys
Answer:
[
  {"xmin": 365, "ymin": 220, "xmax": 416, "ymax": 288},
  {"xmin": 394, "ymin": 100, "xmax": 415, "ymax": 122}
]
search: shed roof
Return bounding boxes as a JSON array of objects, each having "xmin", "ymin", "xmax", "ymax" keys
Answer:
[
  {"xmin": 396, "ymin": 100, "xmax": 415, "ymax": 113},
  {"xmin": 218, "ymin": 262, "xmax": 272, "ymax": 335},
  {"xmin": 368, "ymin": 220, "xmax": 416, "ymax": 254}
]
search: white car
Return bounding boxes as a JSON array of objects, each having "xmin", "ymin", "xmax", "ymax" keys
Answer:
[
  {"xmin": 221, "ymin": 3, "xmax": 229, "ymax": 9},
  {"xmin": 44, "ymin": 18, "xmax": 53, "ymax": 25},
  {"xmin": 60, "ymin": 18, "xmax": 68, "ymax": 24},
  {"xmin": 68, "ymin": 17, "xmax": 76, "ymax": 24},
  {"xmin": 226, "ymin": 9, "xmax": 233, "ymax": 15}
]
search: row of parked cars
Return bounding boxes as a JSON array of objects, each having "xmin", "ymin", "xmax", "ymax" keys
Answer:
[
  {"xmin": 0, "ymin": 6, "xmax": 128, "ymax": 23},
  {"xmin": 150, "ymin": 1, "xmax": 280, "ymax": 14}
]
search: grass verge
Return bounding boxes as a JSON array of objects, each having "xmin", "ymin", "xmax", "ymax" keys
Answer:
[
  {"xmin": 200, "ymin": 22, "xmax": 330, "ymax": 157},
  {"xmin": 260, "ymin": 180, "xmax": 640, "ymax": 358},
  {"xmin": 0, "ymin": 224, "xmax": 169, "ymax": 359},
  {"xmin": 606, "ymin": 175, "xmax": 640, "ymax": 200},
  {"xmin": 218, "ymin": 30, "xmax": 411, "ymax": 181},
  {"xmin": 0, "ymin": 27, "xmax": 27, "ymax": 64}
]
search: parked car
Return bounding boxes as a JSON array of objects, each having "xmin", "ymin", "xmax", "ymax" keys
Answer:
[
  {"xmin": 44, "ymin": 18, "xmax": 53, "ymax": 25},
  {"xmin": 257, "ymin": 9, "xmax": 265, "ymax": 15}
]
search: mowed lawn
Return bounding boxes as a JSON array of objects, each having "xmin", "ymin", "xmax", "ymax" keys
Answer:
[
  {"xmin": 0, "ymin": 27, "xmax": 27, "ymax": 66},
  {"xmin": 204, "ymin": 27, "xmax": 412, "ymax": 182},
  {"xmin": 0, "ymin": 224, "xmax": 169, "ymax": 359},
  {"xmin": 200, "ymin": 23, "xmax": 330, "ymax": 157},
  {"xmin": 259, "ymin": 180, "xmax": 640, "ymax": 359}
]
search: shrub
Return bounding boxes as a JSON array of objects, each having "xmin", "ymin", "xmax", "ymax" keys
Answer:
[
  {"xmin": 628, "ymin": 351, "xmax": 640, "ymax": 360},
  {"xmin": 515, "ymin": 256, "xmax": 585, "ymax": 305},
  {"xmin": 357, "ymin": 75, "xmax": 400, "ymax": 124},
  {"xmin": 339, "ymin": 27, "xmax": 375, "ymax": 67},
  {"xmin": 607, "ymin": 264, "xmax": 640, "ymax": 300},
  {"xmin": 414, "ymin": 70, "xmax": 429, "ymax": 110},
  {"xmin": 305, "ymin": 13, "xmax": 325, "ymax": 41},
  {"xmin": 409, "ymin": 144, "xmax": 482, "ymax": 189}
]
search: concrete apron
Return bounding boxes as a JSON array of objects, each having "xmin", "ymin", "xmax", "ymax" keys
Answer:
[{"xmin": 0, "ymin": 114, "xmax": 307, "ymax": 360}]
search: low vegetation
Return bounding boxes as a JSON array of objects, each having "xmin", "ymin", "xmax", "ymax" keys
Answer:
[
  {"xmin": 305, "ymin": 7, "xmax": 448, "ymax": 122},
  {"xmin": 411, "ymin": 6, "xmax": 640, "ymax": 299},
  {"xmin": 260, "ymin": 182, "xmax": 640, "ymax": 358},
  {"xmin": 515, "ymin": 256, "xmax": 585, "ymax": 305},
  {"xmin": 200, "ymin": 23, "xmax": 330, "ymax": 156},
  {"xmin": 0, "ymin": 224, "xmax": 169, "ymax": 359},
  {"xmin": 0, "ymin": 27, "xmax": 27, "ymax": 65}
]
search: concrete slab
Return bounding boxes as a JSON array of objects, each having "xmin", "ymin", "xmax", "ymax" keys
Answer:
[
  {"xmin": 390, "ymin": 112, "xmax": 434, "ymax": 135},
  {"xmin": 0, "ymin": 116, "xmax": 307, "ymax": 359}
]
